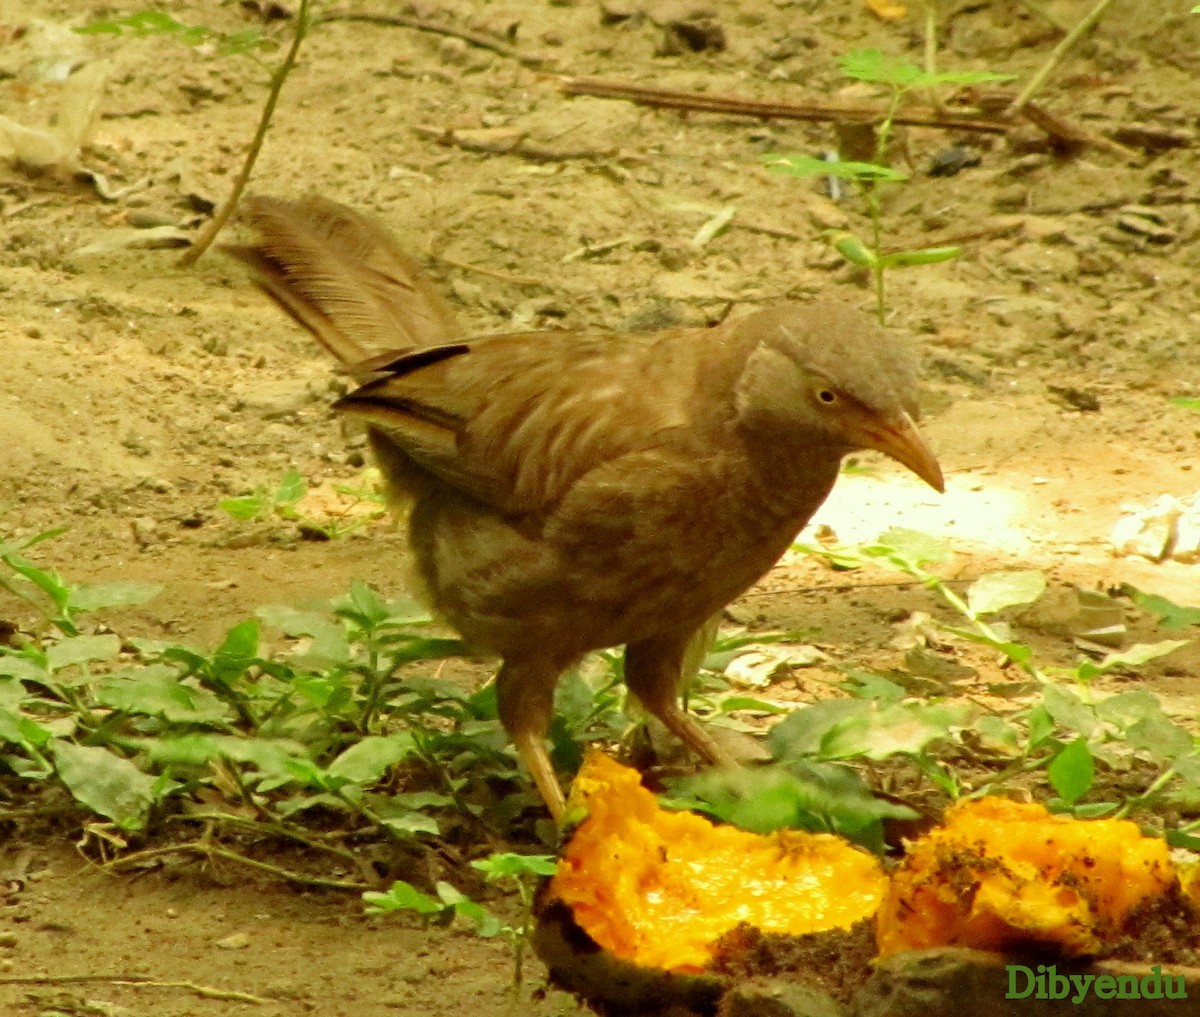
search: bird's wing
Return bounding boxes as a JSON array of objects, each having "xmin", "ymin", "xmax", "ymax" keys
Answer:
[
  {"xmin": 223, "ymin": 196, "xmax": 461, "ymax": 369},
  {"xmin": 336, "ymin": 325, "xmax": 749, "ymax": 515}
]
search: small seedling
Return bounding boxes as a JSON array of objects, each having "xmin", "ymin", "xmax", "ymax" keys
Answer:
[
  {"xmin": 218, "ymin": 467, "xmax": 307, "ymax": 524},
  {"xmin": 765, "ymin": 49, "xmax": 1014, "ymax": 322},
  {"xmin": 218, "ymin": 467, "xmax": 387, "ymax": 538},
  {"xmin": 364, "ymin": 852, "xmax": 556, "ymax": 988}
]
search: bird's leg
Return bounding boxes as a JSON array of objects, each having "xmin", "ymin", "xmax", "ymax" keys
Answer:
[
  {"xmin": 495, "ymin": 658, "xmax": 567, "ymax": 819},
  {"xmin": 624, "ymin": 631, "xmax": 738, "ymax": 769}
]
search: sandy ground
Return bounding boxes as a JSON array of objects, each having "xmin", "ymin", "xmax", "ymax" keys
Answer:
[{"xmin": 1, "ymin": 0, "xmax": 1200, "ymax": 1013}]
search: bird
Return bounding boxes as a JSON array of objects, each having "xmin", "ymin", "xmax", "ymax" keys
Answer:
[{"xmin": 224, "ymin": 195, "xmax": 944, "ymax": 819}]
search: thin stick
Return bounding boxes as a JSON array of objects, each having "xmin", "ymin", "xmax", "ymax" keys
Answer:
[
  {"xmin": 559, "ymin": 76, "xmax": 1010, "ymax": 134},
  {"xmin": 427, "ymin": 250, "xmax": 545, "ymax": 286},
  {"xmin": 0, "ymin": 974, "xmax": 269, "ymax": 1004},
  {"xmin": 1008, "ymin": 0, "xmax": 1121, "ymax": 114},
  {"xmin": 1013, "ymin": 0, "xmax": 1072, "ymax": 34},
  {"xmin": 179, "ymin": 0, "xmax": 312, "ymax": 265},
  {"xmin": 319, "ymin": 11, "xmax": 543, "ymax": 67},
  {"xmin": 103, "ymin": 842, "xmax": 371, "ymax": 891},
  {"xmin": 921, "ymin": 1, "xmax": 937, "ymax": 79}
]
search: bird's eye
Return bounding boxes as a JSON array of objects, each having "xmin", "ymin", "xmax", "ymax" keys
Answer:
[{"xmin": 816, "ymin": 389, "xmax": 837, "ymax": 404}]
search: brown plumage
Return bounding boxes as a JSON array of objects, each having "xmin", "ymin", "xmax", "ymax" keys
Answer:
[{"xmin": 225, "ymin": 195, "xmax": 944, "ymax": 817}]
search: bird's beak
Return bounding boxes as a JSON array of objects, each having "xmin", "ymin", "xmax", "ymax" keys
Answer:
[{"xmin": 863, "ymin": 412, "xmax": 944, "ymax": 493}]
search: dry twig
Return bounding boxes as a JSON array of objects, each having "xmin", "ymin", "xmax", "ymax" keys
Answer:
[
  {"xmin": 104, "ymin": 841, "xmax": 374, "ymax": 891},
  {"xmin": 560, "ymin": 76, "xmax": 1010, "ymax": 134},
  {"xmin": 1008, "ymin": 0, "xmax": 1121, "ymax": 114},
  {"xmin": 560, "ymin": 76, "xmax": 1136, "ymax": 157},
  {"xmin": 320, "ymin": 10, "xmax": 545, "ymax": 66},
  {"xmin": 0, "ymin": 973, "xmax": 269, "ymax": 1004}
]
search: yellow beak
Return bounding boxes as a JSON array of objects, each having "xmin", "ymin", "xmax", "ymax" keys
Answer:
[{"xmin": 862, "ymin": 412, "xmax": 944, "ymax": 493}]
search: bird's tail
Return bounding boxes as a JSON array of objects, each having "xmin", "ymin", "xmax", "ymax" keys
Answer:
[{"xmin": 223, "ymin": 196, "xmax": 461, "ymax": 373}]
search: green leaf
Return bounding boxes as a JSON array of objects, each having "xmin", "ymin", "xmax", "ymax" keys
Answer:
[
  {"xmin": 75, "ymin": 11, "xmax": 269, "ymax": 55},
  {"xmin": 668, "ymin": 761, "xmax": 913, "ymax": 852},
  {"xmin": 1123, "ymin": 587, "xmax": 1200, "ymax": 630},
  {"xmin": 966, "ymin": 570, "xmax": 1046, "ymax": 617},
  {"xmin": 275, "ymin": 468, "xmax": 306, "ymax": 506},
  {"xmin": 0, "ymin": 706, "xmax": 52, "ymax": 750},
  {"xmin": 435, "ymin": 882, "xmax": 503, "ymax": 936},
  {"xmin": 340, "ymin": 580, "xmax": 391, "ymax": 627},
  {"xmin": 1172, "ymin": 396, "xmax": 1200, "ymax": 410},
  {"xmin": 52, "ymin": 741, "xmax": 159, "ymax": 830},
  {"xmin": 838, "ymin": 48, "xmax": 1015, "ymax": 89},
  {"xmin": 863, "ymin": 527, "xmax": 951, "ymax": 571},
  {"xmin": 5, "ymin": 557, "xmax": 71, "ymax": 613},
  {"xmin": 838, "ymin": 49, "xmax": 925, "ymax": 87},
  {"xmin": 878, "ymin": 245, "xmax": 961, "ymax": 269},
  {"xmin": 1089, "ymin": 640, "xmax": 1190, "ymax": 676},
  {"xmin": 767, "ymin": 699, "xmax": 871, "ymax": 757},
  {"xmin": 363, "ymin": 880, "xmax": 445, "ymax": 917},
  {"xmin": 214, "ymin": 29, "xmax": 268, "ymax": 58},
  {"xmin": 213, "ymin": 619, "xmax": 260, "ymax": 669},
  {"xmin": 0, "ymin": 527, "xmax": 68, "ymax": 557},
  {"xmin": 790, "ymin": 540, "xmax": 864, "ymax": 570},
  {"xmin": 257, "ymin": 605, "xmax": 351, "ymax": 666},
  {"xmin": 764, "ymin": 154, "xmax": 907, "ymax": 183},
  {"xmin": 818, "ymin": 701, "xmax": 973, "ymax": 760},
  {"xmin": 1040, "ymin": 683, "xmax": 1095, "ymax": 738},
  {"xmin": 0, "ymin": 654, "xmax": 51, "ymax": 684},
  {"xmin": 76, "ymin": 11, "xmax": 200, "ymax": 39},
  {"xmin": 1093, "ymin": 689, "xmax": 1163, "ymax": 728},
  {"xmin": 68, "ymin": 581, "xmax": 162, "ymax": 613},
  {"xmin": 1026, "ymin": 703, "xmax": 1054, "ymax": 748},
  {"xmin": 1125, "ymin": 714, "xmax": 1195, "ymax": 762},
  {"xmin": 380, "ymin": 811, "xmax": 440, "ymax": 837},
  {"xmin": 392, "ymin": 791, "xmax": 455, "ymax": 811},
  {"xmin": 97, "ymin": 666, "xmax": 229, "ymax": 724},
  {"xmin": 217, "ymin": 494, "xmax": 266, "ymax": 520},
  {"xmin": 471, "ymin": 853, "xmax": 558, "ymax": 881},
  {"xmin": 145, "ymin": 733, "xmax": 307, "ymax": 772},
  {"xmin": 46, "ymin": 634, "xmax": 122, "ymax": 673},
  {"xmin": 1048, "ymin": 737, "xmax": 1093, "ymax": 805},
  {"xmin": 974, "ymin": 713, "xmax": 1019, "ymax": 751},
  {"xmin": 944, "ymin": 625, "xmax": 1033, "ymax": 665},
  {"xmin": 830, "ymin": 231, "xmax": 878, "ymax": 267},
  {"xmin": 841, "ymin": 670, "xmax": 907, "ymax": 704},
  {"xmin": 712, "ymin": 695, "xmax": 790, "ymax": 716},
  {"xmin": 1071, "ymin": 801, "xmax": 1118, "ymax": 819},
  {"xmin": 389, "ymin": 637, "xmax": 467, "ymax": 665},
  {"xmin": 1172, "ymin": 755, "xmax": 1200, "ymax": 783},
  {"xmin": 327, "ymin": 734, "xmax": 417, "ymax": 784}
]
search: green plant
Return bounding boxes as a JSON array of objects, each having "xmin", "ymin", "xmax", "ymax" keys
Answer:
[
  {"xmin": 0, "ymin": 529, "xmax": 656, "ymax": 864},
  {"xmin": 770, "ymin": 528, "xmax": 1199, "ymax": 843},
  {"xmin": 765, "ymin": 49, "xmax": 1014, "ymax": 323},
  {"xmin": 364, "ymin": 852, "xmax": 556, "ymax": 987},
  {"xmin": 76, "ymin": 10, "xmax": 268, "ymax": 56},
  {"xmin": 0, "ymin": 532, "xmax": 500, "ymax": 852},
  {"xmin": 217, "ymin": 467, "xmax": 387, "ymax": 538},
  {"xmin": 217, "ymin": 467, "xmax": 307, "ymax": 524}
]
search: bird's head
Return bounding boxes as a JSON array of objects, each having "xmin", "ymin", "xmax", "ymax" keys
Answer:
[{"xmin": 732, "ymin": 302, "xmax": 944, "ymax": 493}]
